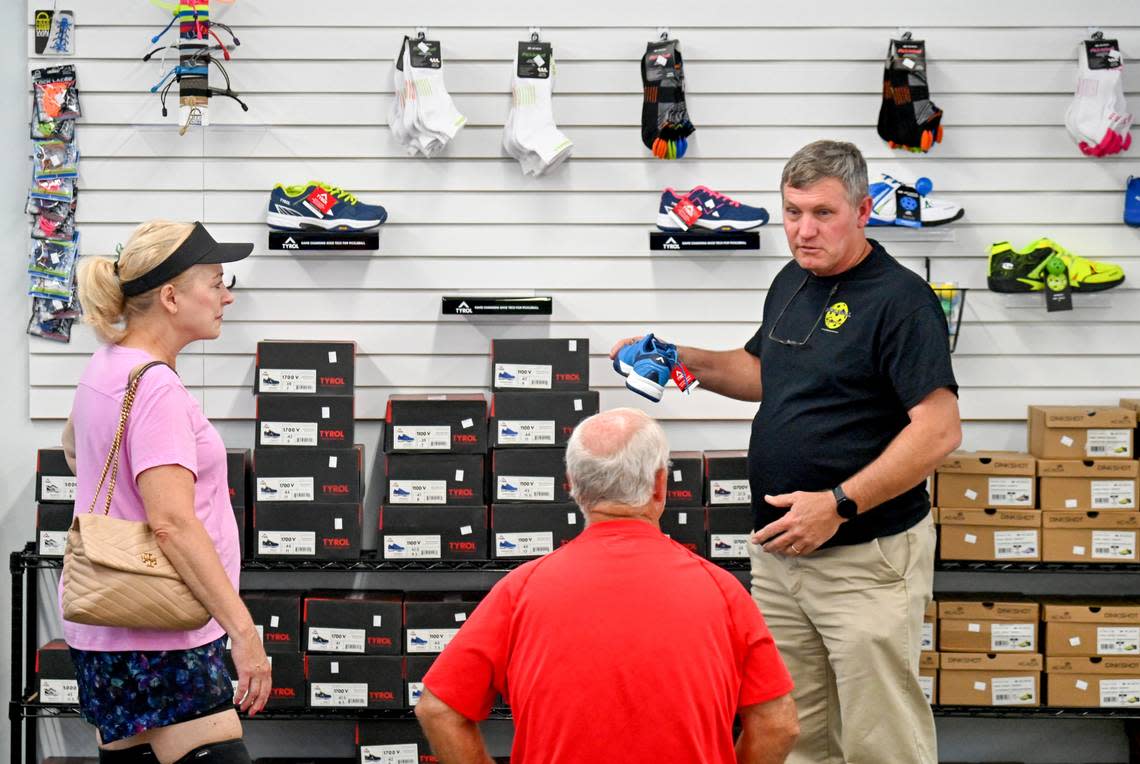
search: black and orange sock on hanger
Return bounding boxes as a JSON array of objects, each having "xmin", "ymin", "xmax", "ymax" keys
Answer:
[
  {"xmin": 877, "ymin": 36, "xmax": 943, "ymax": 153},
  {"xmin": 641, "ymin": 37, "xmax": 694, "ymax": 159}
]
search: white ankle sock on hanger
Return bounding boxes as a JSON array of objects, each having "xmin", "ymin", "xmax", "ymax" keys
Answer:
[
  {"xmin": 389, "ymin": 36, "xmax": 466, "ymax": 158},
  {"xmin": 503, "ymin": 44, "xmax": 572, "ymax": 176}
]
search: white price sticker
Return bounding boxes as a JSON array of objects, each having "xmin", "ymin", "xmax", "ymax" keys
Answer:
[
  {"xmin": 256, "ymin": 477, "xmax": 314, "ymax": 502},
  {"xmin": 407, "ymin": 628, "xmax": 460, "ymax": 653},
  {"xmin": 389, "ymin": 480, "xmax": 447, "ymax": 505},
  {"xmin": 40, "ymin": 475, "xmax": 77, "ymax": 501},
  {"xmin": 309, "ymin": 683, "xmax": 367, "ymax": 707},
  {"xmin": 260, "ymin": 421, "xmax": 318, "ymax": 447},
  {"xmin": 497, "ymin": 419, "xmax": 556, "ymax": 446},
  {"xmin": 1091, "ymin": 480, "xmax": 1136, "ymax": 509},
  {"xmin": 709, "ymin": 480, "xmax": 751, "ymax": 505},
  {"xmin": 988, "ymin": 477, "xmax": 1033, "ymax": 507},
  {"xmin": 920, "ymin": 622, "xmax": 934, "ymax": 651},
  {"xmin": 495, "ymin": 532, "xmax": 554, "ymax": 558},
  {"xmin": 38, "ymin": 530, "xmax": 68, "ymax": 556},
  {"xmin": 359, "ymin": 744, "xmax": 418, "ymax": 764},
  {"xmin": 260, "ymin": 368, "xmax": 316, "ymax": 393},
  {"xmin": 918, "ymin": 675, "xmax": 934, "ymax": 704},
  {"xmin": 40, "ymin": 679, "xmax": 79, "ymax": 705},
  {"xmin": 1091, "ymin": 530, "xmax": 1137, "ymax": 559},
  {"xmin": 407, "ymin": 683, "xmax": 424, "ymax": 707},
  {"xmin": 1086, "ymin": 429, "xmax": 1132, "ymax": 457},
  {"xmin": 991, "ymin": 623, "xmax": 1035, "ymax": 651},
  {"xmin": 494, "ymin": 363, "xmax": 553, "ymax": 389},
  {"xmin": 1096, "ymin": 626, "xmax": 1140, "ymax": 655},
  {"xmin": 993, "ymin": 530, "xmax": 1038, "ymax": 559},
  {"xmin": 991, "ymin": 676, "xmax": 1036, "ymax": 705},
  {"xmin": 710, "ymin": 533, "xmax": 750, "ymax": 558},
  {"xmin": 497, "ymin": 475, "xmax": 555, "ymax": 502},
  {"xmin": 257, "ymin": 531, "xmax": 315, "ymax": 556},
  {"xmin": 392, "ymin": 426, "xmax": 451, "ymax": 451},
  {"xmin": 1100, "ymin": 679, "xmax": 1140, "ymax": 707},
  {"xmin": 383, "ymin": 535, "xmax": 442, "ymax": 559},
  {"xmin": 307, "ymin": 627, "xmax": 365, "ymax": 653}
]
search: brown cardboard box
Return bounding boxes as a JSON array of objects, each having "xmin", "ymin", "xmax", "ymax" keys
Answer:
[
  {"xmin": 920, "ymin": 651, "xmax": 938, "ymax": 705},
  {"xmin": 939, "ymin": 599, "xmax": 1040, "ymax": 653},
  {"xmin": 936, "ymin": 452, "xmax": 1036, "ymax": 509},
  {"xmin": 937, "ymin": 508, "xmax": 1041, "ymax": 561},
  {"xmin": 1041, "ymin": 511, "xmax": 1140, "ymax": 563},
  {"xmin": 922, "ymin": 601, "xmax": 937, "ymax": 652},
  {"xmin": 1043, "ymin": 600, "xmax": 1140, "ymax": 656},
  {"xmin": 1038, "ymin": 459, "xmax": 1139, "ymax": 511},
  {"xmin": 1045, "ymin": 656, "xmax": 1140, "ymax": 707},
  {"xmin": 1028, "ymin": 406, "xmax": 1136, "ymax": 460},
  {"xmin": 1120, "ymin": 398, "xmax": 1140, "ymax": 414},
  {"xmin": 939, "ymin": 652, "xmax": 1043, "ymax": 706}
]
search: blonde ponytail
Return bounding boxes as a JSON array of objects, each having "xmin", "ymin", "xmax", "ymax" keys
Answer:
[{"xmin": 77, "ymin": 220, "xmax": 196, "ymax": 344}]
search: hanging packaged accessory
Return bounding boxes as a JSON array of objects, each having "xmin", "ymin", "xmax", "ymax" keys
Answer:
[
  {"xmin": 33, "ymin": 141, "xmax": 80, "ymax": 179},
  {"xmin": 641, "ymin": 33, "xmax": 694, "ymax": 160},
  {"xmin": 1065, "ymin": 32, "xmax": 1131, "ymax": 157},
  {"xmin": 33, "ymin": 65, "xmax": 82, "ymax": 122},
  {"xmin": 28, "ymin": 237, "xmax": 78, "ymax": 281},
  {"xmin": 502, "ymin": 30, "xmax": 573, "ymax": 176},
  {"xmin": 62, "ymin": 361, "xmax": 212, "ymax": 631},
  {"xmin": 29, "ymin": 176, "xmax": 76, "ymax": 203},
  {"xmin": 876, "ymin": 34, "xmax": 943, "ymax": 153}
]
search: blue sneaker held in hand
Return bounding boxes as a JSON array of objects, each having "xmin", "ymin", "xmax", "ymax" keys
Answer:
[{"xmin": 613, "ymin": 334, "xmax": 698, "ymax": 402}]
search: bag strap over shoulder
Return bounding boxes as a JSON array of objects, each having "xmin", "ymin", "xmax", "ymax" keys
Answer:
[{"xmin": 86, "ymin": 360, "xmax": 172, "ymax": 517}]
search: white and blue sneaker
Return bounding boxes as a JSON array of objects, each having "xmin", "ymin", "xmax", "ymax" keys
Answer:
[
  {"xmin": 868, "ymin": 173, "xmax": 963, "ymax": 227},
  {"xmin": 613, "ymin": 333, "xmax": 696, "ymax": 402},
  {"xmin": 266, "ymin": 181, "xmax": 388, "ymax": 231},
  {"xmin": 656, "ymin": 186, "xmax": 769, "ymax": 232}
]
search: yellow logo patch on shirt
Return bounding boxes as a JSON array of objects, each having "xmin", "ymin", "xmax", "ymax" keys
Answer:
[{"xmin": 824, "ymin": 301, "xmax": 851, "ymax": 330}]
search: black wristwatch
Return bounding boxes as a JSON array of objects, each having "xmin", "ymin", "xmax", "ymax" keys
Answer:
[{"xmin": 833, "ymin": 485, "xmax": 858, "ymax": 520}]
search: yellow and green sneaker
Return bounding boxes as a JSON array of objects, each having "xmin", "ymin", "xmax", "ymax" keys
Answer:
[{"xmin": 987, "ymin": 238, "xmax": 1125, "ymax": 293}]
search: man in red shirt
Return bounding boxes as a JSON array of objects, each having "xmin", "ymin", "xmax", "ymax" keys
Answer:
[{"xmin": 416, "ymin": 408, "xmax": 798, "ymax": 763}]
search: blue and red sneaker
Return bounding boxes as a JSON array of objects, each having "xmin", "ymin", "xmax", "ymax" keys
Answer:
[
  {"xmin": 613, "ymin": 334, "xmax": 698, "ymax": 402},
  {"xmin": 267, "ymin": 181, "xmax": 387, "ymax": 231},
  {"xmin": 656, "ymin": 186, "xmax": 769, "ymax": 232}
]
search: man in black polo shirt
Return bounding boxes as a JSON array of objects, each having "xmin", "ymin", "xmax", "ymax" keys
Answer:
[{"xmin": 610, "ymin": 140, "xmax": 960, "ymax": 764}]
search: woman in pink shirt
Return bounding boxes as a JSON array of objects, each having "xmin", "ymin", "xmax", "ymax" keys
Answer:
[{"xmin": 62, "ymin": 220, "xmax": 267, "ymax": 764}]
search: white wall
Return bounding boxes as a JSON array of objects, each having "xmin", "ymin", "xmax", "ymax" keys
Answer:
[{"xmin": 7, "ymin": 1, "xmax": 1140, "ymax": 760}]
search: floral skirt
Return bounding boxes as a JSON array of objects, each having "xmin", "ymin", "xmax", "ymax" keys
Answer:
[{"xmin": 70, "ymin": 636, "xmax": 233, "ymax": 744}]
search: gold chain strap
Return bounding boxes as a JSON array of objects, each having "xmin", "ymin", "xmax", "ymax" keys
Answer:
[{"xmin": 85, "ymin": 361, "xmax": 168, "ymax": 517}]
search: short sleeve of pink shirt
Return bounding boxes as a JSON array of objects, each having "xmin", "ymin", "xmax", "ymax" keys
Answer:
[{"xmin": 127, "ymin": 379, "xmax": 199, "ymax": 481}]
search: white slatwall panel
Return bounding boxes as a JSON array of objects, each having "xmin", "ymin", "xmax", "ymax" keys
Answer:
[{"xmin": 27, "ymin": 1, "xmax": 1140, "ymax": 435}]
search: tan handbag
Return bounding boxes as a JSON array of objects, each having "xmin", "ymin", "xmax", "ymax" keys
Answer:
[{"xmin": 62, "ymin": 361, "xmax": 211, "ymax": 631}]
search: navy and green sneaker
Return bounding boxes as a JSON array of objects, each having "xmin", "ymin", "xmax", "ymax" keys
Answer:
[
  {"xmin": 987, "ymin": 238, "xmax": 1125, "ymax": 293},
  {"xmin": 266, "ymin": 181, "xmax": 387, "ymax": 231}
]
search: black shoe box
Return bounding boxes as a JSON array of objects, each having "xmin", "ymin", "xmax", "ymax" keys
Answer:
[
  {"xmin": 303, "ymin": 593, "xmax": 403, "ymax": 655},
  {"xmin": 378, "ymin": 505, "xmax": 488, "ymax": 561},
  {"xmin": 227, "ymin": 449, "xmax": 251, "ymax": 510},
  {"xmin": 379, "ymin": 453, "xmax": 485, "ymax": 506},
  {"xmin": 234, "ymin": 505, "xmax": 248, "ymax": 560},
  {"xmin": 254, "ymin": 445, "xmax": 364, "ymax": 504},
  {"xmin": 36, "ymin": 503, "xmax": 73, "ymax": 557},
  {"xmin": 356, "ymin": 722, "xmax": 433, "ymax": 764},
  {"xmin": 491, "ymin": 503, "xmax": 582, "ymax": 558},
  {"xmin": 256, "ymin": 395, "xmax": 354, "ymax": 450},
  {"xmin": 404, "ymin": 593, "xmax": 483, "ymax": 654},
  {"xmin": 306, "ymin": 655, "xmax": 403, "ymax": 709},
  {"xmin": 491, "ymin": 448, "xmax": 570, "ymax": 503},
  {"xmin": 255, "ymin": 340, "xmax": 356, "ymax": 396},
  {"xmin": 252, "ymin": 503, "xmax": 362, "ymax": 560},
  {"xmin": 708, "ymin": 506, "xmax": 754, "ymax": 560},
  {"xmin": 224, "ymin": 650, "xmax": 305, "ymax": 709},
  {"xmin": 241, "ymin": 591, "xmax": 302, "ymax": 654},
  {"xmin": 405, "ymin": 654, "xmax": 436, "ymax": 708},
  {"xmin": 36, "ymin": 448, "xmax": 76, "ymax": 503},
  {"xmin": 666, "ymin": 451, "xmax": 704, "ymax": 507},
  {"xmin": 489, "ymin": 391, "xmax": 600, "ymax": 448},
  {"xmin": 662, "ymin": 507, "xmax": 708, "ymax": 557},
  {"xmin": 36, "ymin": 639, "xmax": 77, "ymax": 705},
  {"xmin": 490, "ymin": 338, "xmax": 590, "ymax": 391},
  {"xmin": 705, "ymin": 450, "xmax": 752, "ymax": 506},
  {"xmin": 384, "ymin": 394, "xmax": 487, "ymax": 454}
]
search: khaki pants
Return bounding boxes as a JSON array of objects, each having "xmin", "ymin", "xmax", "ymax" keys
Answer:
[{"xmin": 748, "ymin": 514, "xmax": 937, "ymax": 764}]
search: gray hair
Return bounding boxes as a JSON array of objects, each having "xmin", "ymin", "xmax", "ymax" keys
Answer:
[
  {"xmin": 565, "ymin": 409, "xmax": 670, "ymax": 512},
  {"xmin": 780, "ymin": 140, "xmax": 869, "ymax": 208}
]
